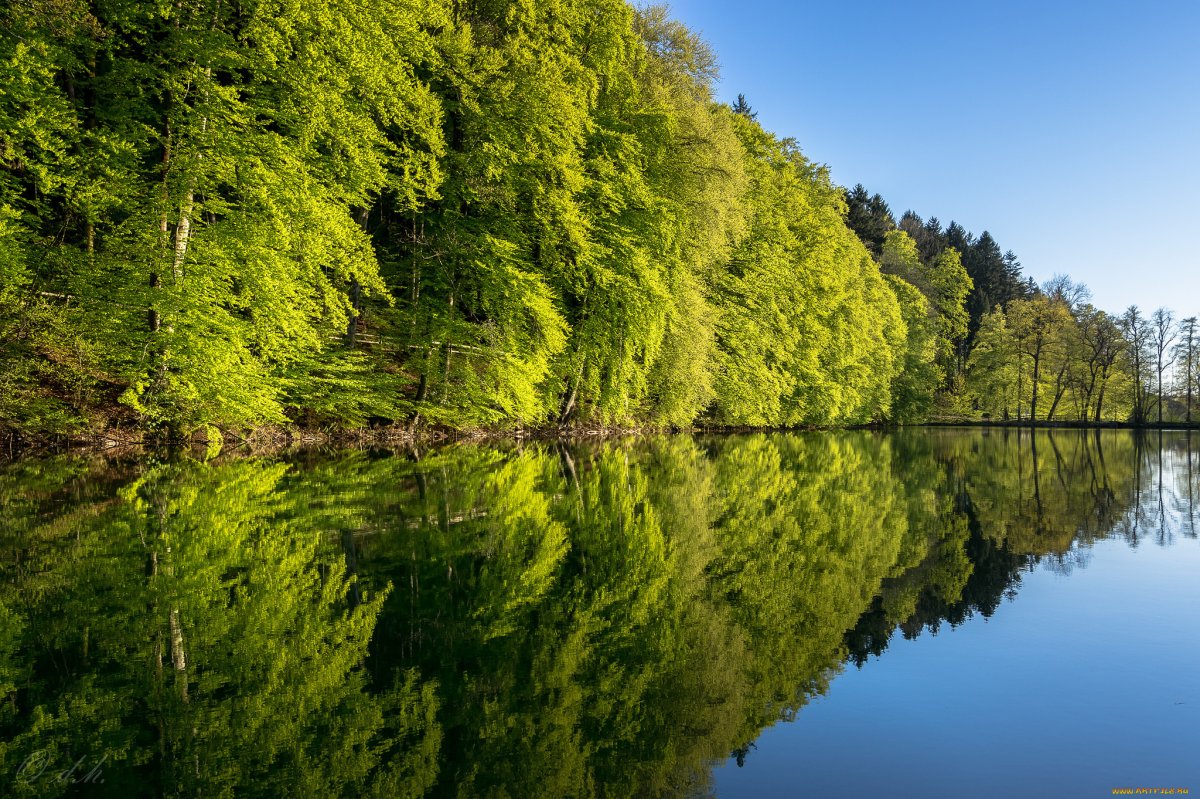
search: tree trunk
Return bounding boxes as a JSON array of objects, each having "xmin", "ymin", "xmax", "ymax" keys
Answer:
[
  {"xmin": 1016, "ymin": 349, "xmax": 1024, "ymax": 422},
  {"xmin": 1158, "ymin": 365, "xmax": 1164, "ymax": 424},
  {"xmin": 559, "ymin": 357, "xmax": 586, "ymax": 425},
  {"xmin": 1030, "ymin": 431, "xmax": 1043, "ymax": 520},
  {"xmin": 1187, "ymin": 341, "xmax": 1194, "ymax": 423},
  {"xmin": 1046, "ymin": 357, "xmax": 1069, "ymax": 420},
  {"xmin": 1082, "ymin": 368, "xmax": 1099, "ymax": 422},
  {"xmin": 1029, "ymin": 341, "xmax": 1043, "ymax": 421},
  {"xmin": 169, "ymin": 608, "xmax": 188, "ymax": 701},
  {"xmin": 345, "ymin": 278, "xmax": 361, "ymax": 346},
  {"xmin": 1046, "ymin": 381, "xmax": 1067, "ymax": 421},
  {"xmin": 148, "ymin": 272, "xmax": 162, "ymax": 332},
  {"xmin": 171, "ymin": 189, "xmax": 193, "ymax": 281},
  {"xmin": 150, "ymin": 118, "xmax": 171, "ymax": 336}
]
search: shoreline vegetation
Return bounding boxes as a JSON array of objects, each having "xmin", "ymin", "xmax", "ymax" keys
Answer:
[
  {"xmin": 2, "ymin": 1, "xmax": 1198, "ymax": 451},
  {"xmin": 8, "ymin": 419, "xmax": 1200, "ymax": 462}
]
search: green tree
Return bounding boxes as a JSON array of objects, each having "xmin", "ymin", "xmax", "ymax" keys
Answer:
[
  {"xmin": 0, "ymin": 0, "xmax": 449, "ymax": 436},
  {"xmin": 712, "ymin": 126, "xmax": 904, "ymax": 426},
  {"xmin": 878, "ymin": 230, "xmax": 973, "ymax": 409},
  {"xmin": 1076, "ymin": 305, "xmax": 1126, "ymax": 422},
  {"xmin": 1006, "ymin": 295, "xmax": 1073, "ymax": 421},
  {"xmin": 884, "ymin": 274, "xmax": 939, "ymax": 422},
  {"xmin": 967, "ymin": 307, "xmax": 1019, "ymax": 419}
]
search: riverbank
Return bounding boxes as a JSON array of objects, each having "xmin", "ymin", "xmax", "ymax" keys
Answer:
[
  {"xmin": 1, "ymin": 421, "xmax": 684, "ymax": 461},
  {"xmin": 6, "ymin": 416, "xmax": 1199, "ymax": 461},
  {"xmin": 3, "ymin": 418, "xmax": 869, "ymax": 460},
  {"xmin": 922, "ymin": 417, "xmax": 1200, "ymax": 431}
]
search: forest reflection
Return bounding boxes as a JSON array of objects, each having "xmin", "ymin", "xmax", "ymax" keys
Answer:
[{"xmin": 1, "ymin": 430, "xmax": 1196, "ymax": 797}]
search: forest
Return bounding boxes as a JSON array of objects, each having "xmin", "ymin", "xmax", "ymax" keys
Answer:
[{"xmin": 1, "ymin": 0, "xmax": 1196, "ymax": 443}]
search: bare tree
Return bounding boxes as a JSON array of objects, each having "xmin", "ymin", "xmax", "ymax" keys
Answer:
[
  {"xmin": 1121, "ymin": 306, "xmax": 1152, "ymax": 423},
  {"xmin": 1175, "ymin": 317, "xmax": 1198, "ymax": 423},
  {"xmin": 1042, "ymin": 274, "xmax": 1091, "ymax": 311},
  {"xmin": 1150, "ymin": 308, "xmax": 1176, "ymax": 423}
]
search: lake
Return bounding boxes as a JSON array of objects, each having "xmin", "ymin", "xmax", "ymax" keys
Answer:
[{"xmin": 1, "ymin": 429, "xmax": 1197, "ymax": 797}]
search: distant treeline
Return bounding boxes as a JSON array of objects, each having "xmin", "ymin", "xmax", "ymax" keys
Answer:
[
  {"xmin": 0, "ymin": 0, "xmax": 1194, "ymax": 440},
  {"xmin": 844, "ymin": 186, "xmax": 1200, "ymax": 425}
]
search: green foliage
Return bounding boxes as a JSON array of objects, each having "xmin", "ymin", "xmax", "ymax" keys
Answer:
[
  {"xmin": 282, "ymin": 349, "xmax": 415, "ymax": 428},
  {"xmin": 711, "ymin": 124, "xmax": 904, "ymax": 426},
  {"xmin": 4, "ymin": 1, "xmax": 1173, "ymax": 437},
  {"xmin": 928, "ymin": 247, "xmax": 973, "ymax": 355},
  {"xmin": 0, "ymin": 0, "xmax": 935, "ymax": 438},
  {"xmin": 967, "ymin": 292, "xmax": 1138, "ymax": 422},
  {"xmin": 1, "ymin": 0, "xmax": 446, "ymax": 436},
  {"xmin": 885, "ymin": 273, "xmax": 940, "ymax": 422},
  {"xmin": 967, "ymin": 307, "xmax": 1019, "ymax": 419}
]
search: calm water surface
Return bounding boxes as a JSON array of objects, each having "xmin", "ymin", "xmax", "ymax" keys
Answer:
[{"xmin": 1, "ymin": 429, "xmax": 1197, "ymax": 797}]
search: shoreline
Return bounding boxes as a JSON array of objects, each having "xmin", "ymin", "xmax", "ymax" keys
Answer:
[
  {"xmin": 4, "ymin": 418, "xmax": 1199, "ymax": 461},
  {"xmin": 920, "ymin": 419, "xmax": 1200, "ymax": 431}
]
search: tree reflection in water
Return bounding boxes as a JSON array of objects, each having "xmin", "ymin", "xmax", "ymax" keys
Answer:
[{"xmin": 0, "ymin": 430, "xmax": 1194, "ymax": 797}]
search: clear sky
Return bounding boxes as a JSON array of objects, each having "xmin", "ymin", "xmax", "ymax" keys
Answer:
[{"xmin": 663, "ymin": 0, "xmax": 1200, "ymax": 317}]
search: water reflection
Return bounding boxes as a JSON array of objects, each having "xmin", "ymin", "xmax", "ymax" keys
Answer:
[{"xmin": 0, "ymin": 430, "xmax": 1196, "ymax": 797}]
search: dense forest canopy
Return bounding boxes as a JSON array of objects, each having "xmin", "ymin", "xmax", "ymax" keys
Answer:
[{"xmin": 1, "ymin": 0, "xmax": 1195, "ymax": 441}]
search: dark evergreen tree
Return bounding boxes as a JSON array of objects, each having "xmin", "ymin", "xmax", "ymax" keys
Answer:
[
  {"xmin": 898, "ymin": 211, "xmax": 948, "ymax": 263},
  {"xmin": 732, "ymin": 93, "xmax": 757, "ymax": 119},
  {"xmin": 944, "ymin": 221, "xmax": 974, "ymax": 254},
  {"xmin": 843, "ymin": 184, "xmax": 895, "ymax": 256},
  {"xmin": 959, "ymin": 231, "xmax": 1028, "ymax": 340}
]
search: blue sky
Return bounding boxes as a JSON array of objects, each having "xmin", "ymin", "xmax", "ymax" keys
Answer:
[{"xmin": 664, "ymin": 0, "xmax": 1200, "ymax": 316}]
